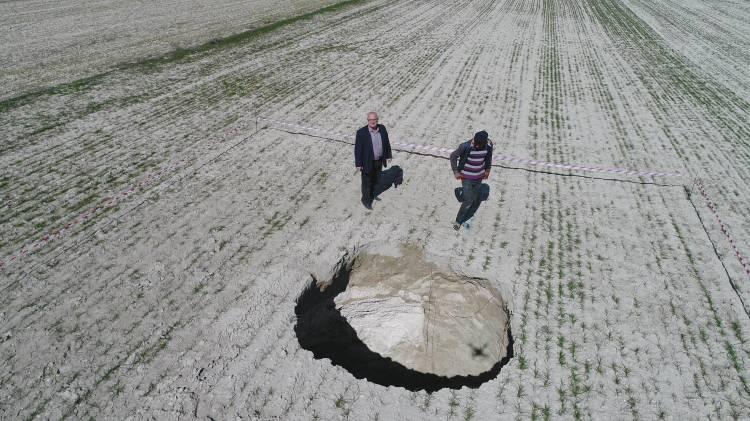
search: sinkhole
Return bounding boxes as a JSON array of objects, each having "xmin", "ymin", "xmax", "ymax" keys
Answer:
[{"xmin": 294, "ymin": 245, "xmax": 513, "ymax": 392}]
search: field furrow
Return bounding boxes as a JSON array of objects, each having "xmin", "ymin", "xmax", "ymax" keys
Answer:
[{"xmin": 2, "ymin": 0, "xmax": 750, "ymax": 419}]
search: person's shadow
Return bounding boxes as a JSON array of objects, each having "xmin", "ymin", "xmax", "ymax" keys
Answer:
[{"xmin": 374, "ymin": 165, "xmax": 404, "ymax": 198}]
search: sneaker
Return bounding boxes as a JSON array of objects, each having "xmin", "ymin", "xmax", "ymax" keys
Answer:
[
  {"xmin": 362, "ymin": 200, "xmax": 373, "ymax": 210},
  {"xmin": 452, "ymin": 222, "xmax": 461, "ymax": 231}
]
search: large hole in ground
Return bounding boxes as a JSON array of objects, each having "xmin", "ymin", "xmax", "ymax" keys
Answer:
[{"xmin": 295, "ymin": 245, "xmax": 513, "ymax": 392}]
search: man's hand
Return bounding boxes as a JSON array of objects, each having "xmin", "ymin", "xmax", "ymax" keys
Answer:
[
  {"xmin": 454, "ymin": 172, "xmax": 462, "ymax": 180},
  {"xmin": 356, "ymin": 167, "xmax": 362, "ymax": 171},
  {"xmin": 483, "ymin": 171, "xmax": 490, "ymax": 180}
]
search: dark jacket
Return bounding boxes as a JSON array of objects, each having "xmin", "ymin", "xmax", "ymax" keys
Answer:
[
  {"xmin": 355, "ymin": 124, "xmax": 392, "ymax": 174},
  {"xmin": 450, "ymin": 140, "xmax": 493, "ymax": 174}
]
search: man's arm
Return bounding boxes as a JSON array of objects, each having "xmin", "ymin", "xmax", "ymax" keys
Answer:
[
  {"xmin": 381, "ymin": 126, "xmax": 392, "ymax": 160},
  {"xmin": 354, "ymin": 130, "xmax": 364, "ymax": 169},
  {"xmin": 483, "ymin": 145, "xmax": 493, "ymax": 179},
  {"xmin": 449, "ymin": 144, "xmax": 463, "ymax": 179}
]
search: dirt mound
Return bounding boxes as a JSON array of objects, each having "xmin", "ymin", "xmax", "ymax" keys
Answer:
[
  {"xmin": 336, "ymin": 246, "xmax": 510, "ymax": 377},
  {"xmin": 295, "ymin": 244, "xmax": 512, "ymax": 391}
]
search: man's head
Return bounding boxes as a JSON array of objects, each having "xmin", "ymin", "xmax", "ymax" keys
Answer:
[
  {"xmin": 472, "ymin": 130, "xmax": 489, "ymax": 149},
  {"xmin": 367, "ymin": 112, "xmax": 379, "ymax": 130}
]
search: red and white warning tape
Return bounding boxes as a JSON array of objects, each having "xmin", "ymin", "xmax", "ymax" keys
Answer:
[
  {"xmin": 260, "ymin": 116, "xmax": 749, "ymax": 280},
  {"xmin": 3, "ymin": 117, "xmax": 747, "ymax": 284},
  {"xmin": 0, "ymin": 122, "xmax": 251, "ymax": 272},
  {"xmin": 258, "ymin": 117, "xmax": 683, "ymax": 178},
  {"xmin": 696, "ymin": 179, "xmax": 750, "ymax": 278}
]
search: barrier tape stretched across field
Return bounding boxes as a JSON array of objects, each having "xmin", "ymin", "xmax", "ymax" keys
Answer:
[
  {"xmin": 696, "ymin": 179, "xmax": 750, "ymax": 277},
  {"xmin": 0, "ymin": 122, "xmax": 251, "ymax": 272},
  {"xmin": 259, "ymin": 116, "xmax": 750, "ymax": 281},
  {"xmin": 0, "ymin": 159, "xmax": 187, "ymax": 271},
  {"xmin": 258, "ymin": 117, "xmax": 684, "ymax": 178},
  {"xmin": 2, "ymin": 116, "xmax": 748, "ymax": 285}
]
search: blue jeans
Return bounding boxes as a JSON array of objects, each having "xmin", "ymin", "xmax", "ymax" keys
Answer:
[{"xmin": 456, "ymin": 180, "xmax": 482, "ymax": 224}]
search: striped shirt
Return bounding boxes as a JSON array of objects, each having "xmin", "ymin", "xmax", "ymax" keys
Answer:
[{"xmin": 460, "ymin": 149, "xmax": 488, "ymax": 180}]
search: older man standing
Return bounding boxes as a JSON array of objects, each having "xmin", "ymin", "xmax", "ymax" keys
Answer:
[{"xmin": 355, "ymin": 112, "xmax": 392, "ymax": 209}]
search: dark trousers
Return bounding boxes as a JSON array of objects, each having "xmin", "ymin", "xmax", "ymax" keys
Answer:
[
  {"xmin": 456, "ymin": 180, "xmax": 482, "ymax": 224},
  {"xmin": 360, "ymin": 160, "xmax": 383, "ymax": 204}
]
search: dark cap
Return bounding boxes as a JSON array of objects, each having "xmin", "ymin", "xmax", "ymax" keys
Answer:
[{"xmin": 473, "ymin": 130, "xmax": 489, "ymax": 143}]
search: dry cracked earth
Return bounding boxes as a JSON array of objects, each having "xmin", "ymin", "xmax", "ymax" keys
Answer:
[{"xmin": 1, "ymin": 0, "xmax": 750, "ymax": 419}]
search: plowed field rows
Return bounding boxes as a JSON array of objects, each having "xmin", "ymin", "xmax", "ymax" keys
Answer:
[{"xmin": 1, "ymin": 0, "xmax": 749, "ymax": 419}]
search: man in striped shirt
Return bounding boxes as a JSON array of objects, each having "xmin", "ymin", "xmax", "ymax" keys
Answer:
[{"xmin": 449, "ymin": 130, "xmax": 493, "ymax": 230}]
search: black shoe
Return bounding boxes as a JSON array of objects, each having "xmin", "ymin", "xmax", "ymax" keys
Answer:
[
  {"xmin": 452, "ymin": 222, "xmax": 461, "ymax": 230},
  {"xmin": 362, "ymin": 200, "xmax": 373, "ymax": 210}
]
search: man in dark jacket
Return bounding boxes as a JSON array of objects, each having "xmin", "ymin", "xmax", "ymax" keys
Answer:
[
  {"xmin": 450, "ymin": 130, "xmax": 493, "ymax": 230},
  {"xmin": 355, "ymin": 112, "xmax": 392, "ymax": 209}
]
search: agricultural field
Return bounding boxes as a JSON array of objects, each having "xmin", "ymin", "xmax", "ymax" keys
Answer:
[
  {"xmin": 1, "ymin": 0, "xmax": 749, "ymax": 419},
  {"xmin": 0, "ymin": 0, "xmax": 343, "ymax": 98}
]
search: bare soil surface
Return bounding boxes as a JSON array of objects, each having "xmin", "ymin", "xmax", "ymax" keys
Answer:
[
  {"xmin": 0, "ymin": 0, "xmax": 340, "ymax": 99},
  {"xmin": 1, "ymin": 0, "xmax": 750, "ymax": 419},
  {"xmin": 334, "ymin": 244, "xmax": 511, "ymax": 378}
]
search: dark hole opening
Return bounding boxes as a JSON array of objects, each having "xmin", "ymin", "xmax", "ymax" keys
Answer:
[{"xmin": 294, "ymin": 261, "xmax": 514, "ymax": 392}]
